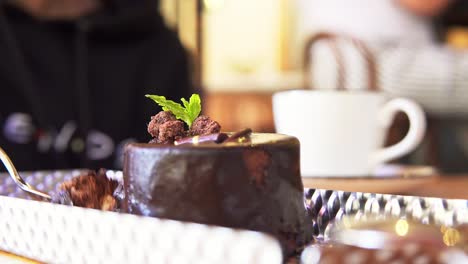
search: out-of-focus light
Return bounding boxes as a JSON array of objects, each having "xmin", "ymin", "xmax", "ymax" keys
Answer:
[
  {"xmin": 71, "ymin": 138, "xmax": 85, "ymax": 153},
  {"xmin": 300, "ymin": 246, "xmax": 322, "ymax": 264},
  {"xmin": 395, "ymin": 219, "xmax": 409, "ymax": 237},
  {"xmin": 443, "ymin": 228, "xmax": 461, "ymax": 247},
  {"xmin": 203, "ymin": 0, "xmax": 225, "ymax": 12},
  {"xmin": 441, "ymin": 225, "xmax": 448, "ymax": 233}
]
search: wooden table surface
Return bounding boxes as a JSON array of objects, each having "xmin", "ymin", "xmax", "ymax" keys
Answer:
[
  {"xmin": 0, "ymin": 251, "xmax": 41, "ymax": 263},
  {"xmin": 302, "ymin": 174, "xmax": 468, "ymax": 200}
]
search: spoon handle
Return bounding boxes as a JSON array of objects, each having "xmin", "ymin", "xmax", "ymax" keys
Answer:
[{"xmin": 0, "ymin": 147, "xmax": 51, "ymax": 200}]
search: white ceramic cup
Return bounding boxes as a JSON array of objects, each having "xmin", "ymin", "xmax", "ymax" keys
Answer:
[{"xmin": 272, "ymin": 90, "xmax": 426, "ymax": 177}]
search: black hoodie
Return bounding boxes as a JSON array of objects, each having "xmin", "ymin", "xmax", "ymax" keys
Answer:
[{"xmin": 0, "ymin": 0, "xmax": 193, "ymax": 171}]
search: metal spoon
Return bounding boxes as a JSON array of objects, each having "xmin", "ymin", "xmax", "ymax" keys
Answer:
[{"xmin": 0, "ymin": 146, "xmax": 51, "ymax": 200}]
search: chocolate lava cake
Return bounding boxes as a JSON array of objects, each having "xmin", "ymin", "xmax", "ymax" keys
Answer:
[
  {"xmin": 123, "ymin": 136, "xmax": 313, "ymax": 255},
  {"xmin": 122, "ymin": 95, "xmax": 313, "ymax": 256}
]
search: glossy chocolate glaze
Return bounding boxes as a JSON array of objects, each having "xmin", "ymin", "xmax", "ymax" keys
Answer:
[{"xmin": 123, "ymin": 133, "xmax": 313, "ymax": 256}]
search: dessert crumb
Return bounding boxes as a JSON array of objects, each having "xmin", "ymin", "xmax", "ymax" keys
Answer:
[{"xmin": 57, "ymin": 169, "xmax": 119, "ymax": 211}]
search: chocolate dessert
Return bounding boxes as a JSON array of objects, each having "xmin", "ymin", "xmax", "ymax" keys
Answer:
[
  {"xmin": 52, "ymin": 169, "xmax": 122, "ymax": 211},
  {"xmin": 123, "ymin": 93, "xmax": 313, "ymax": 256}
]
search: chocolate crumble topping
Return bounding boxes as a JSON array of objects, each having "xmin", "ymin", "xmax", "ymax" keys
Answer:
[
  {"xmin": 147, "ymin": 111, "xmax": 177, "ymax": 138},
  {"xmin": 157, "ymin": 120, "xmax": 186, "ymax": 144},
  {"xmin": 189, "ymin": 115, "xmax": 221, "ymax": 136},
  {"xmin": 56, "ymin": 169, "xmax": 119, "ymax": 211},
  {"xmin": 147, "ymin": 111, "xmax": 221, "ymax": 144}
]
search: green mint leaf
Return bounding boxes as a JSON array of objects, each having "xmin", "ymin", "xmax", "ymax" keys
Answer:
[
  {"xmin": 145, "ymin": 93, "xmax": 202, "ymax": 128},
  {"xmin": 181, "ymin": 98, "xmax": 190, "ymax": 109},
  {"xmin": 145, "ymin": 94, "xmax": 187, "ymax": 122},
  {"xmin": 186, "ymin": 94, "xmax": 201, "ymax": 124}
]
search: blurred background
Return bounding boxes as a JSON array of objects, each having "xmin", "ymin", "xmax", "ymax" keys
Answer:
[
  {"xmin": 1, "ymin": 0, "xmax": 468, "ymax": 172},
  {"xmin": 160, "ymin": 0, "xmax": 304, "ymax": 132},
  {"xmin": 160, "ymin": 0, "xmax": 468, "ymax": 131},
  {"xmin": 161, "ymin": 0, "xmax": 468, "ymax": 172}
]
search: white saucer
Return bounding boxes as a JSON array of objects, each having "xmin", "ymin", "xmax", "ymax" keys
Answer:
[{"xmin": 301, "ymin": 164, "xmax": 437, "ymax": 179}]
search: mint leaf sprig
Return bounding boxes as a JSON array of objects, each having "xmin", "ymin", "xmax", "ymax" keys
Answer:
[{"xmin": 145, "ymin": 94, "xmax": 202, "ymax": 128}]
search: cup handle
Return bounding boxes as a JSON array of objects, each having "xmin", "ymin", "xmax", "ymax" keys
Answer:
[{"xmin": 370, "ymin": 98, "xmax": 426, "ymax": 167}]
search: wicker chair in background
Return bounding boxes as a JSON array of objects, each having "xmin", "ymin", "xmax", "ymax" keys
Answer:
[{"xmin": 302, "ymin": 32, "xmax": 441, "ymax": 168}]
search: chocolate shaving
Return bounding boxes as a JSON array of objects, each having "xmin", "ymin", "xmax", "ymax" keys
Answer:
[
  {"xmin": 173, "ymin": 128, "xmax": 253, "ymax": 146},
  {"xmin": 224, "ymin": 128, "xmax": 253, "ymax": 143},
  {"xmin": 175, "ymin": 133, "xmax": 229, "ymax": 145}
]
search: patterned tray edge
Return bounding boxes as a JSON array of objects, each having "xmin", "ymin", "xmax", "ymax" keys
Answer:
[
  {"xmin": 0, "ymin": 195, "xmax": 282, "ymax": 264},
  {"xmin": 1, "ymin": 170, "xmax": 467, "ymax": 263}
]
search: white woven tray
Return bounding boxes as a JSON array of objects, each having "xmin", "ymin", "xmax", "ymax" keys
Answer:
[{"xmin": 0, "ymin": 171, "xmax": 282, "ymax": 264}]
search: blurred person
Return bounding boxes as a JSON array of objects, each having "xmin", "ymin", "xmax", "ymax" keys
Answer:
[
  {"xmin": 301, "ymin": 0, "xmax": 461, "ymax": 112},
  {"xmin": 0, "ymin": 0, "xmax": 193, "ymax": 171},
  {"xmin": 300, "ymin": 0, "xmax": 468, "ymax": 172}
]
